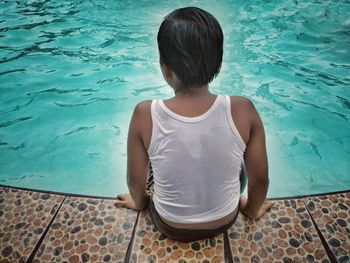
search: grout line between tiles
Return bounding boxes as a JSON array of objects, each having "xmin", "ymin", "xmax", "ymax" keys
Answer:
[
  {"xmin": 26, "ymin": 195, "xmax": 67, "ymax": 263},
  {"xmin": 303, "ymin": 199, "xmax": 337, "ymax": 263},
  {"xmin": 124, "ymin": 210, "xmax": 141, "ymax": 263},
  {"xmin": 223, "ymin": 230, "xmax": 233, "ymax": 263}
]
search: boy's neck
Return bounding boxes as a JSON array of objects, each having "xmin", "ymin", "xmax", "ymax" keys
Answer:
[{"xmin": 174, "ymin": 85, "xmax": 210, "ymax": 98}]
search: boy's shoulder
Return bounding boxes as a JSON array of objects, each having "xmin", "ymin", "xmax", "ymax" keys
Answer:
[
  {"xmin": 229, "ymin": 96, "xmax": 256, "ymax": 112},
  {"xmin": 228, "ymin": 95, "xmax": 260, "ymax": 126},
  {"xmin": 131, "ymin": 100, "xmax": 153, "ymax": 136},
  {"xmin": 133, "ymin": 100, "xmax": 152, "ymax": 114}
]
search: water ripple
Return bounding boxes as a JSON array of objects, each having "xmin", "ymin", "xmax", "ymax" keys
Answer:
[
  {"xmin": 99, "ymin": 39, "xmax": 115, "ymax": 48},
  {"xmin": 27, "ymin": 88, "xmax": 99, "ymax": 96},
  {"xmin": 0, "ymin": 18, "xmax": 65, "ymax": 32},
  {"xmin": 96, "ymin": 76, "xmax": 126, "ymax": 84},
  {"xmin": 336, "ymin": 96, "xmax": 350, "ymax": 110},
  {"xmin": 0, "ymin": 68, "xmax": 26, "ymax": 76},
  {"xmin": 289, "ymin": 137, "xmax": 298, "ymax": 146},
  {"xmin": 310, "ymin": 143, "xmax": 322, "ymax": 159},
  {"xmin": 0, "ymin": 98, "xmax": 35, "ymax": 116},
  {"xmin": 39, "ymin": 27, "xmax": 83, "ymax": 40},
  {"xmin": 292, "ymin": 99, "xmax": 347, "ymax": 120},
  {"xmin": 0, "ymin": 117, "xmax": 32, "ymax": 128},
  {"xmin": 0, "ymin": 142, "xmax": 26, "ymax": 150},
  {"xmin": 255, "ymin": 82, "xmax": 292, "ymax": 111},
  {"xmin": 0, "ymin": 174, "xmax": 45, "ymax": 183},
  {"xmin": 265, "ymin": 54, "xmax": 350, "ymax": 85},
  {"xmin": 55, "ymin": 126, "xmax": 96, "ymax": 140},
  {"xmin": 54, "ymin": 97, "xmax": 128, "ymax": 108},
  {"xmin": 132, "ymin": 85, "xmax": 166, "ymax": 96},
  {"xmin": 0, "ymin": 40, "xmax": 57, "ymax": 64},
  {"xmin": 54, "ymin": 101, "xmax": 94, "ymax": 108}
]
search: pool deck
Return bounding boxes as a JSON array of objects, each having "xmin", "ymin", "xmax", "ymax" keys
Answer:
[{"xmin": 0, "ymin": 185, "xmax": 349, "ymax": 263}]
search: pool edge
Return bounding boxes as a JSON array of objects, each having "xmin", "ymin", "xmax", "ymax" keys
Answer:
[{"xmin": 1, "ymin": 183, "xmax": 349, "ymax": 200}]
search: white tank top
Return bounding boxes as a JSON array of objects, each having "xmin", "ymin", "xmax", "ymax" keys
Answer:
[{"xmin": 148, "ymin": 95, "xmax": 246, "ymax": 224}]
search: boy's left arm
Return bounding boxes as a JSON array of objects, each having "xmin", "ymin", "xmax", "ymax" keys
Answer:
[{"xmin": 114, "ymin": 102, "xmax": 150, "ymax": 210}]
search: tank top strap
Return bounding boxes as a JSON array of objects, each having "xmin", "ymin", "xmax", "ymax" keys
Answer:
[
  {"xmin": 158, "ymin": 95, "xmax": 222, "ymax": 123},
  {"xmin": 148, "ymin": 100, "xmax": 159, "ymax": 156},
  {"xmin": 223, "ymin": 95, "xmax": 246, "ymax": 152}
]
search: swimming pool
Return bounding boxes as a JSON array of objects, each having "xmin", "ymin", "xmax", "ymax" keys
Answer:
[{"xmin": 0, "ymin": 0, "xmax": 349, "ymax": 198}]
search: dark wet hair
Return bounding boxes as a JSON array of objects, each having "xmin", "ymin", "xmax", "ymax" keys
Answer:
[{"xmin": 157, "ymin": 7, "xmax": 223, "ymax": 89}]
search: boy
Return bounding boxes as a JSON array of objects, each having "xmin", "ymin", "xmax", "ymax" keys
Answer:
[{"xmin": 115, "ymin": 7, "xmax": 272, "ymax": 242}]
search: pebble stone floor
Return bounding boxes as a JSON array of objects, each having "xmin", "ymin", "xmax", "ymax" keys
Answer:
[{"xmin": 0, "ymin": 185, "xmax": 349, "ymax": 263}]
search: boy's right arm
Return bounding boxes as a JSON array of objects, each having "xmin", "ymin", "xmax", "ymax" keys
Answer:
[{"xmin": 239, "ymin": 99, "xmax": 272, "ymax": 219}]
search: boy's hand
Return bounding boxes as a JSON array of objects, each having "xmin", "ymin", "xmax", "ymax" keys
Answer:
[
  {"xmin": 240, "ymin": 196, "xmax": 273, "ymax": 219},
  {"xmin": 114, "ymin": 193, "xmax": 139, "ymax": 210}
]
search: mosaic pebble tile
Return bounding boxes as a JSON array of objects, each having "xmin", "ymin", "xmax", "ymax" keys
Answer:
[
  {"xmin": 228, "ymin": 199, "xmax": 330, "ymax": 263},
  {"xmin": 0, "ymin": 187, "xmax": 64, "ymax": 263},
  {"xmin": 306, "ymin": 193, "xmax": 350, "ymax": 262},
  {"xmin": 130, "ymin": 210, "xmax": 225, "ymax": 263},
  {"xmin": 32, "ymin": 196, "xmax": 138, "ymax": 263}
]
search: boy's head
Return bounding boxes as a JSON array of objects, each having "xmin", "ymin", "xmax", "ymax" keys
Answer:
[{"xmin": 157, "ymin": 7, "xmax": 223, "ymax": 89}]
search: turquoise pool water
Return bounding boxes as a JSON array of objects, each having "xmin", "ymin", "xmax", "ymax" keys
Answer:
[{"xmin": 0, "ymin": 0, "xmax": 349, "ymax": 198}]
